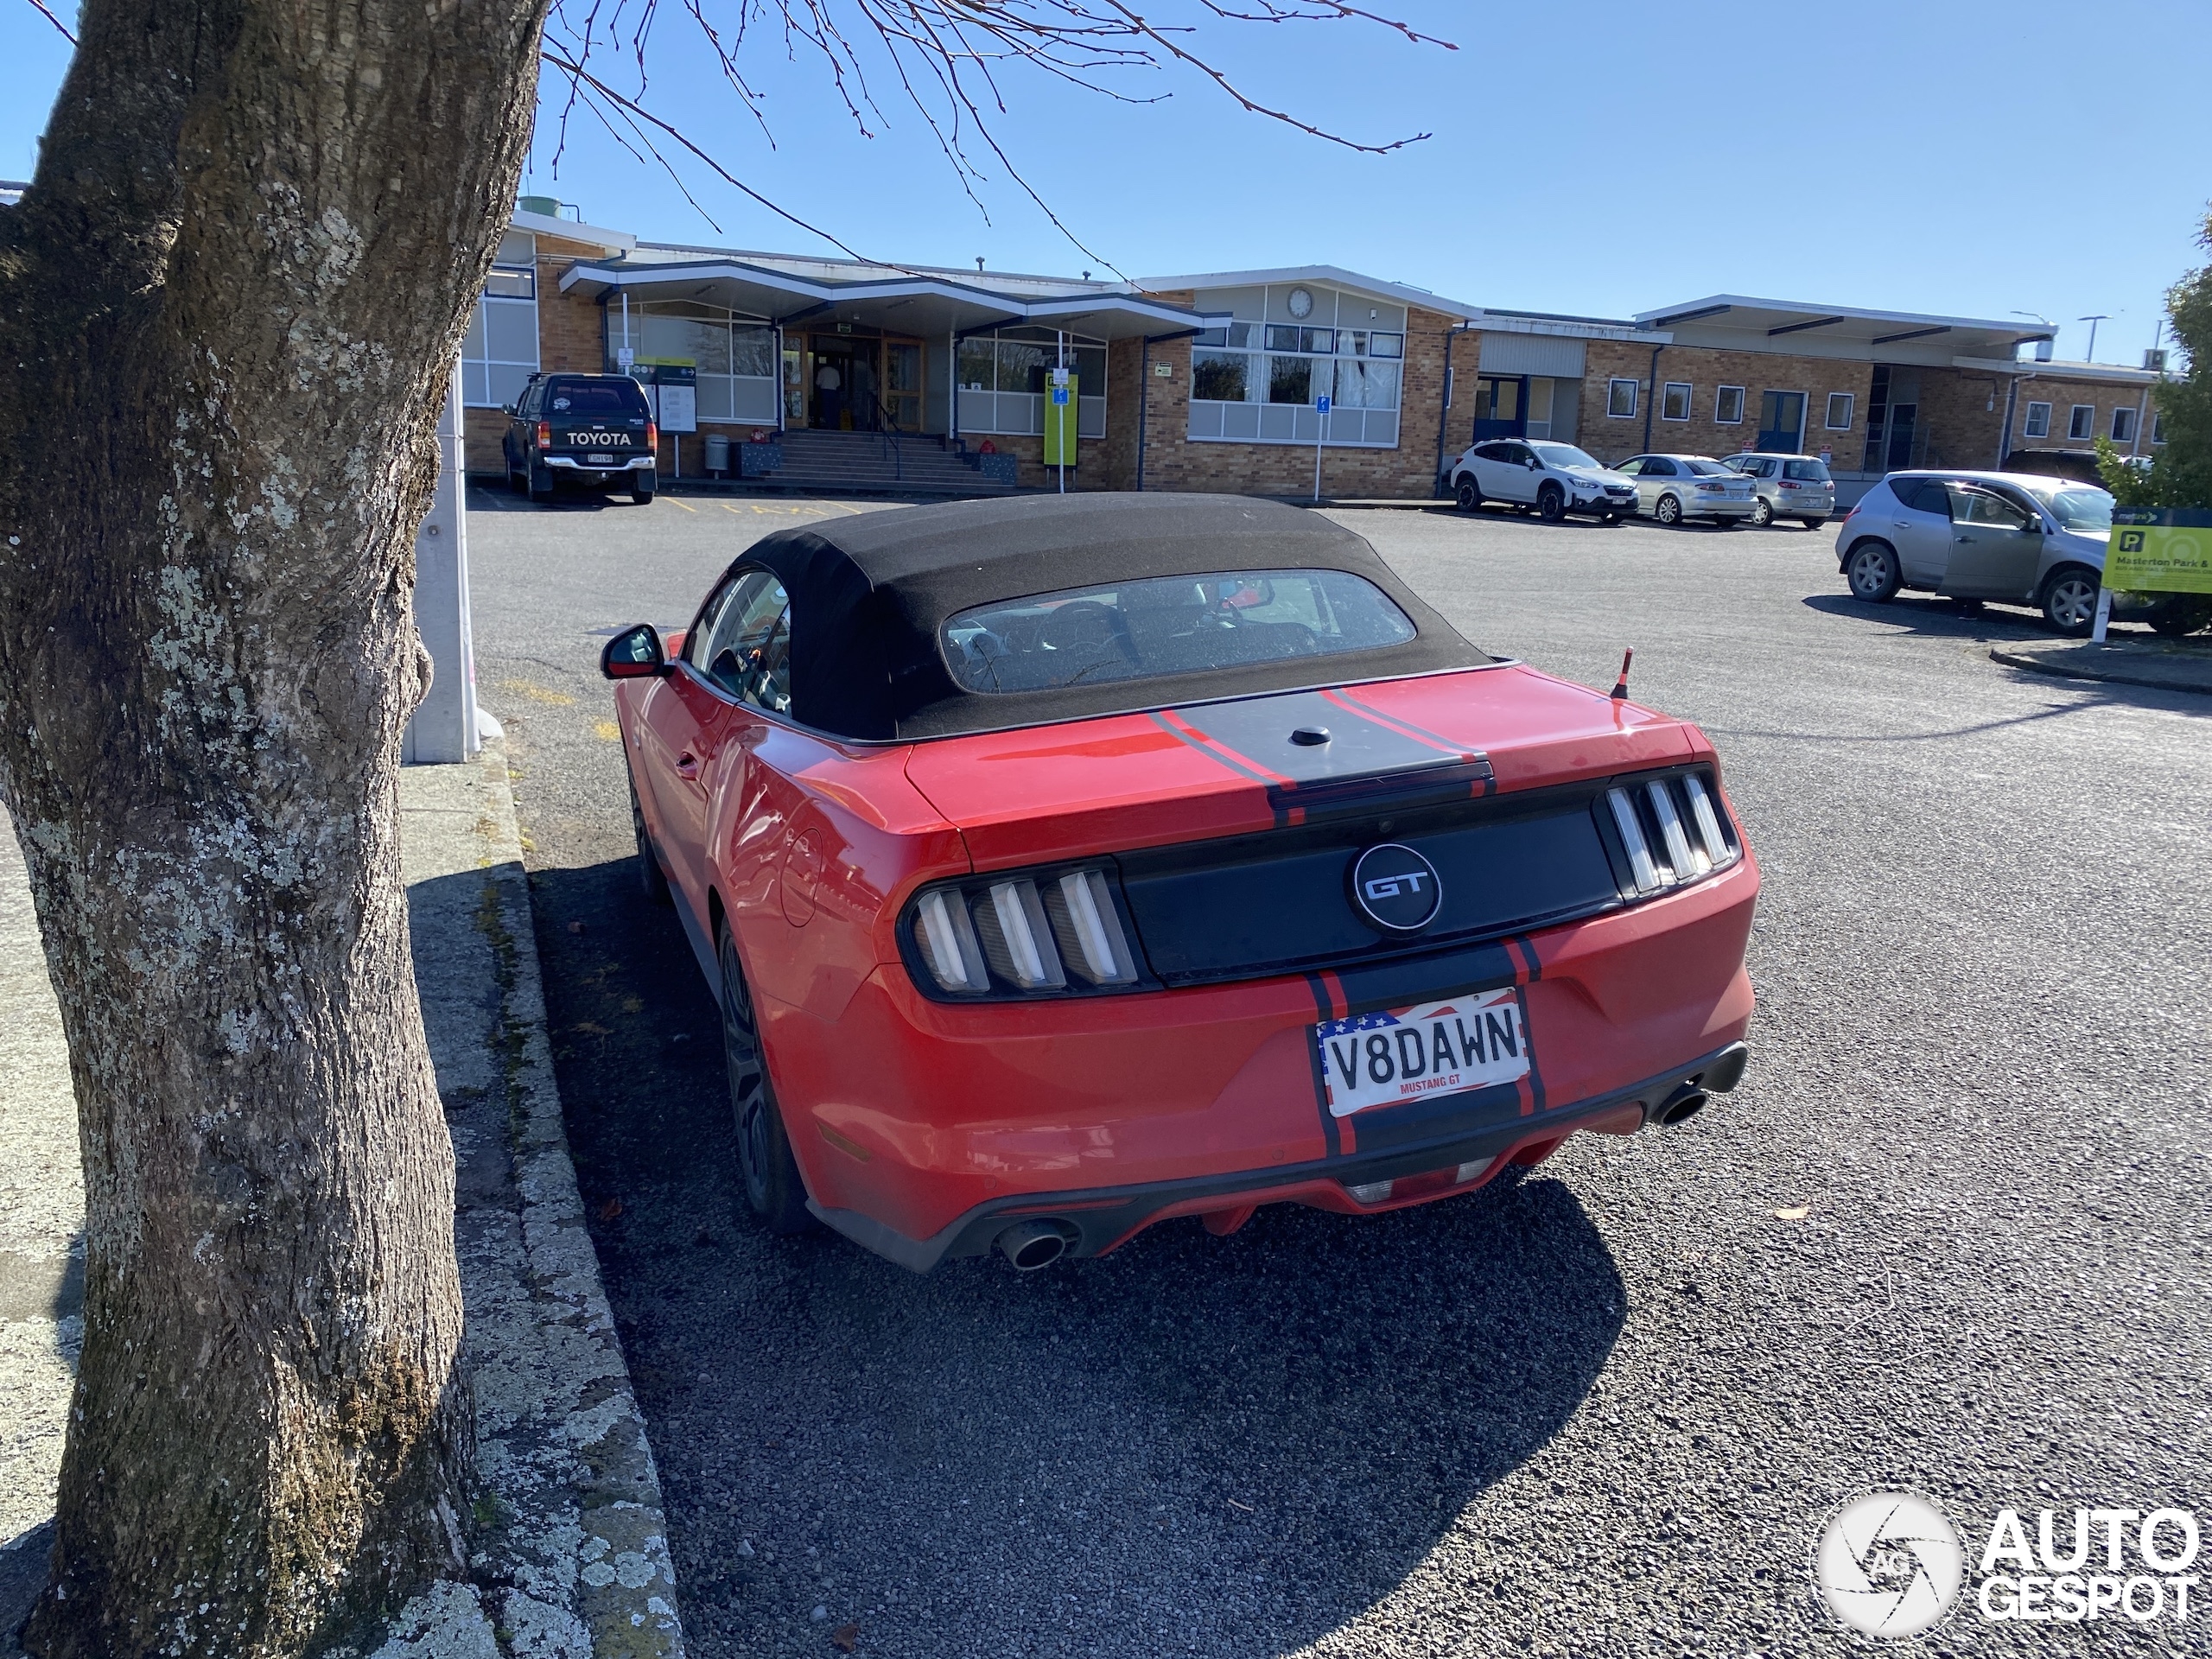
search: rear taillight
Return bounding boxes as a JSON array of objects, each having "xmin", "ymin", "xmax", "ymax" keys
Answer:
[
  {"xmin": 1604, "ymin": 772, "xmax": 1740, "ymax": 898},
  {"xmin": 536, "ymin": 420, "xmax": 551, "ymax": 448},
  {"xmin": 647, "ymin": 421, "xmax": 659, "ymax": 450},
  {"xmin": 906, "ymin": 867, "xmax": 1141, "ymax": 999}
]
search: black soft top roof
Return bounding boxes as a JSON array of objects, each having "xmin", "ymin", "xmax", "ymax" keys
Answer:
[{"xmin": 721, "ymin": 493, "xmax": 1492, "ymax": 741}]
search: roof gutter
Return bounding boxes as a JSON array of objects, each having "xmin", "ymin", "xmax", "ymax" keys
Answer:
[{"xmin": 1643, "ymin": 342, "xmax": 1663, "ymax": 453}]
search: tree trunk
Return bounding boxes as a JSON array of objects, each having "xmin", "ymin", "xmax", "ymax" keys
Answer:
[{"xmin": 0, "ymin": 0, "xmax": 549, "ymax": 1647}]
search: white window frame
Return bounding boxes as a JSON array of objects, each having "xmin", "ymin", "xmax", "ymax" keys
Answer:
[
  {"xmin": 2023, "ymin": 401, "xmax": 2052, "ymax": 439},
  {"xmin": 2152, "ymin": 409, "xmax": 2166, "ymax": 445},
  {"xmin": 463, "ymin": 231, "xmax": 539, "ymax": 409},
  {"xmin": 1183, "ymin": 283, "xmax": 1405, "ymax": 448},
  {"xmin": 2110, "ymin": 405, "xmax": 2138, "ymax": 442},
  {"xmin": 958, "ymin": 327, "xmax": 1109, "ymax": 440},
  {"xmin": 1660, "ymin": 382, "xmax": 1692, "ymax": 423},
  {"xmin": 1606, "ymin": 378, "xmax": 1638, "ymax": 419},
  {"xmin": 629, "ymin": 300, "xmax": 779, "ymax": 426},
  {"xmin": 1713, "ymin": 385, "xmax": 1745, "ymax": 425},
  {"xmin": 2067, "ymin": 404, "xmax": 2094, "ymax": 441},
  {"xmin": 1824, "ymin": 391, "xmax": 1854, "ymax": 431}
]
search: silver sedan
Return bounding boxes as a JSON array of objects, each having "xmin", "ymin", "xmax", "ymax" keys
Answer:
[{"xmin": 1615, "ymin": 454, "xmax": 1759, "ymax": 526}]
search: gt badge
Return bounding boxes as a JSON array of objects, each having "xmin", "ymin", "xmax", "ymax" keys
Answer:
[{"xmin": 1349, "ymin": 842, "xmax": 1442, "ymax": 933}]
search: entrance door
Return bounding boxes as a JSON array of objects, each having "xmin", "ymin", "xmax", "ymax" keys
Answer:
[
  {"xmin": 1757, "ymin": 391, "xmax": 1806, "ymax": 453},
  {"xmin": 808, "ymin": 338, "xmax": 881, "ymax": 430},
  {"xmin": 1471, "ymin": 376, "xmax": 1526, "ymax": 441},
  {"xmin": 882, "ymin": 340, "xmax": 924, "ymax": 432},
  {"xmin": 1884, "ymin": 404, "xmax": 1919, "ymax": 470}
]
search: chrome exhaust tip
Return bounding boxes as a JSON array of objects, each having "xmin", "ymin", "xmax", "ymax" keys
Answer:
[
  {"xmin": 1656, "ymin": 1088, "xmax": 1709, "ymax": 1127},
  {"xmin": 995, "ymin": 1218, "xmax": 1077, "ymax": 1271}
]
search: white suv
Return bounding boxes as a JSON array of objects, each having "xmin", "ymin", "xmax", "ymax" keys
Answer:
[{"xmin": 1448, "ymin": 439, "xmax": 1639, "ymax": 524}]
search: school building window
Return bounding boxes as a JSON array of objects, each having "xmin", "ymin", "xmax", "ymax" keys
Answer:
[
  {"xmin": 1606, "ymin": 378, "xmax": 1638, "ymax": 419},
  {"xmin": 1824, "ymin": 392, "xmax": 1854, "ymax": 430},
  {"xmin": 1714, "ymin": 385, "xmax": 1745, "ymax": 424},
  {"xmin": 2152, "ymin": 410, "xmax": 2166, "ymax": 444},
  {"xmin": 2023, "ymin": 401, "xmax": 2051, "ymax": 438},
  {"xmin": 957, "ymin": 327, "xmax": 1108, "ymax": 439},
  {"xmin": 462, "ymin": 232, "xmax": 539, "ymax": 408},
  {"xmin": 619, "ymin": 301, "xmax": 779, "ymax": 423},
  {"xmin": 2110, "ymin": 406, "xmax": 2138, "ymax": 442},
  {"xmin": 2067, "ymin": 404, "xmax": 2094, "ymax": 441},
  {"xmin": 1660, "ymin": 382, "xmax": 1691, "ymax": 422},
  {"xmin": 1185, "ymin": 283, "xmax": 1405, "ymax": 447}
]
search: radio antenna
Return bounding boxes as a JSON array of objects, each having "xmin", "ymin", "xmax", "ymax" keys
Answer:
[{"xmin": 1610, "ymin": 647, "xmax": 1635, "ymax": 702}]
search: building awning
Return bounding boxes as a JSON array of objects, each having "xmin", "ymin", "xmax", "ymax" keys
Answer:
[
  {"xmin": 558, "ymin": 255, "xmax": 1210, "ymax": 341},
  {"xmin": 1633, "ymin": 295, "xmax": 2047, "ymax": 359}
]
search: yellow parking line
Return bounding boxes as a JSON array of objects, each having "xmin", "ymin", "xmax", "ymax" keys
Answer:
[
  {"xmin": 721, "ymin": 503, "xmax": 748, "ymax": 516},
  {"xmin": 667, "ymin": 496, "xmax": 697, "ymax": 513}
]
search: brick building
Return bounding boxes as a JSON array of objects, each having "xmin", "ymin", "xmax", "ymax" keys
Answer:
[{"xmin": 463, "ymin": 207, "xmax": 2167, "ymax": 501}]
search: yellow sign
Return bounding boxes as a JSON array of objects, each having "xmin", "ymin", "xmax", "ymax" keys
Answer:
[
  {"xmin": 2107, "ymin": 511, "xmax": 2212, "ymax": 594},
  {"xmin": 1043, "ymin": 372, "xmax": 1078, "ymax": 467}
]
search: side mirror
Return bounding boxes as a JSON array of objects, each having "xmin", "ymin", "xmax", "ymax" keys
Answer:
[
  {"xmin": 501, "ymin": 403, "xmax": 515, "ymax": 416},
  {"xmin": 600, "ymin": 623, "xmax": 669, "ymax": 680}
]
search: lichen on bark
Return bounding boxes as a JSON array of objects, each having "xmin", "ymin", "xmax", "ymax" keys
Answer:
[{"xmin": 0, "ymin": 0, "xmax": 552, "ymax": 1649}]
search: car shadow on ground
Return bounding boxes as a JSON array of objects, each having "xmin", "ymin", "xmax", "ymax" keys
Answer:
[
  {"xmin": 529, "ymin": 855, "xmax": 1626, "ymax": 1659},
  {"xmin": 465, "ymin": 484, "xmax": 646, "ymax": 514}
]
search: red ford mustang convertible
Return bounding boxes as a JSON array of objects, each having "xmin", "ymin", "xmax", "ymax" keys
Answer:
[{"xmin": 601, "ymin": 494, "xmax": 1757, "ymax": 1270}]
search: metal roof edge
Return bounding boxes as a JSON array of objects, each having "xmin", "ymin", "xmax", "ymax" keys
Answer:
[
  {"xmin": 511, "ymin": 209, "xmax": 636, "ymax": 251},
  {"xmin": 1636, "ymin": 293, "xmax": 2036, "ymax": 335},
  {"xmin": 1133, "ymin": 265, "xmax": 1482, "ymax": 321}
]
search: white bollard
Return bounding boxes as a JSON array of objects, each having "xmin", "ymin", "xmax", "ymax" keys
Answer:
[
  {"xmin": 2089, "ymin": 587, "xmax": 2113, "ymax": 645},
  {"xmin": 404, "ymin": 360, "xmax": 480, "ymax": 763}
]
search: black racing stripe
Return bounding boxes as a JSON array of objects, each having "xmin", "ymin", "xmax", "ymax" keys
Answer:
[
  {"xmin": 1304, "ymin": 972, "xmax": 1341, "ymax": 1158},
  {"xmin": 1328, "ymin": 939, "xmax": 1519, "ymax": 1019},
  {"xmin": 1146, "ymin": 710, "xmax": 1279, "ymax": 787},
  {"xmin": 1325, "ymin": 684, "xmax": 1489, "ymax": 761}
]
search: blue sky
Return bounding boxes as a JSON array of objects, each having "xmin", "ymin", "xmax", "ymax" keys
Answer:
[{"xmin": 4, "ymin": 0, "xmax": 2208, "ymax": 362}]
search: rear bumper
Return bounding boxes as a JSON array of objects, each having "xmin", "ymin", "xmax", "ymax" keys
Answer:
[
  {"xmin": 811, "ymin": 1039, "xmax": 1751, "ymax": 1270},
  {"xmin": 760, "ymin": 854, "xmax": 1759, "ymax": 1268},
  {"xmin": 544, "ymin": 454, "xmax": 656, "ymax": 473}
]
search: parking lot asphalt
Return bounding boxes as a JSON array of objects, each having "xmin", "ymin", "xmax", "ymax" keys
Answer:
[{"xmin": 465, "ymin": 485, "xmax": 2210, "ymax": 1658}]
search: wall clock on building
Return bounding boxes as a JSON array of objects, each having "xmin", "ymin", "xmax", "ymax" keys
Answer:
[{"xmin": 1287, "ymin": 286, "xmax": 1314, "ymax": 320}]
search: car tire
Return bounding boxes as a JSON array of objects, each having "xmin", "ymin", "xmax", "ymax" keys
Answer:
[
  {"xmin": 1654, "ymin": 493, "xmax": 1682, "ymax": 526},
  {"xmin": 1454, "ymin": 475, "xmax": 1482, "ymax": 512},
  {"xmin": 1601, "ymin": 512, "xmax": 1622, "ymax": 526},
  {"xmin": 630, "ymin": 471, "xmax": 656, "ymax": 505},
  {"xmin": 2145, "ymin": 594, "xmax": 2212, "ymax": 637},
  {"xmin": 1749, "ymin": 498, "xmax": 1774, "ymax": 527},
  {"xmin": 720, "ymin": 926, "xmax": 814, "ymax": 1236},
  {"xmin": 1713, "ymin": 517, "xmax": 1739, "ymax": 531},
  {"xmin": 2038, "ymin": 565, "xmax": 2101, "ymax": 637},
  {"xmin": 1844, "ymin": 540, "xmax": 1902, "ymax": 603},
  {"xmin": 628, "ymin": 769, "xmax": 671, "ymax": 906},
  {"xmin": 1536, "ymin": 483, "xmax": 1566, "ymax": 523},
  {"xmin": 527, "ymin": 460, "xmax": 554, "ymax": 504},
  {"xmin": 1800, "ymin": 518, "xmax": 1827, "ymax": 531}
]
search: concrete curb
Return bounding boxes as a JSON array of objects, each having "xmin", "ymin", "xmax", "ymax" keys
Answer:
[
  {"xmin": 390, "ymin": 740, "xmax": 686, "ymax": 1659},
  {"xmin": 1990, "ymin": 643, "xmax": 2212, "ymax": 696}
]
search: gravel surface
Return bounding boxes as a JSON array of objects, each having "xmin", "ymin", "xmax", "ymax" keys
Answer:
[{"xmin": 467, "ymin": 485, "xmax": 2210, "ymax": 1658}]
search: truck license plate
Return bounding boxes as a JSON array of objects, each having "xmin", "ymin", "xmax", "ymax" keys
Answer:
[{"xmin": 1313, "ymin": 988, "xmax": 1529, "ymax": 1118}]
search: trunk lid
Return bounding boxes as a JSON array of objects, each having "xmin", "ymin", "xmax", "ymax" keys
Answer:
[{"xmin": 901, "ymin": 664, "xmax": 1698, "ymax": 868}]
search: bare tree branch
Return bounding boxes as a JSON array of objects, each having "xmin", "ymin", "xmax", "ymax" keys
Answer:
[{"xmin": 21, "ymin": 0, "xmax": 75, "ymax": 43}]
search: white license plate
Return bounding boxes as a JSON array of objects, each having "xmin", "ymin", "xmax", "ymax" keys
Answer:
[
  {"xmin": 1313, "ymin": 988, "xmax": 1530, "ymax": 1118},
  {"xmin": 588, "ymin": 454, "xmax": 615, "ymax": 466}
]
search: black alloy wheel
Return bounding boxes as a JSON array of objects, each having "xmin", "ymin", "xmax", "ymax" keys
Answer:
[
  {"xmin": 628, "ymin": 770, "xmax": 670, "ymax": 905},
  {"xmin": 1654, "ymin": 493, "xmax": 1682, "ymax": 526},
  {"xmin": 720, "ymin": 927, "xmax": 814, "ymax": 1236},
  {"xmin": 1454, "ymin": 475, "xmax": 1482, "ymax": 512},
  {"xmin": 1537, "ymin": 483, "xmax": 1566, "ymax": 523},
  {"xmin": 1749, "ymin": 497, "xmax": 1774, "ymax": 527},
  {"xmin": 1845, "ymin": 541, "xmax": 1902, "ymax": 602},
  {"xmin": 2039, "ymin": 566, "xmax": 2101, "ymax": 637}
]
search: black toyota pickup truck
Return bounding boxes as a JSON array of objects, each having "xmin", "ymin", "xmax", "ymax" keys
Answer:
[{"xmin": 502, "ymin": 372, "xmax": 657, "ymax": 503}]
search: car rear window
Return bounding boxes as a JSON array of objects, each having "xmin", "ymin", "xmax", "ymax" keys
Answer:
[
  {"xmin": 944, "ymin": 569, "xmax": 1417, "ymax": 694},
  {"xmin": 1783, "ymin": 459, "xmax": 1831, "ymax": 482},
  {"xmin": 1683, "ymin": 459, "xmax": 1735, "ymax": 476},
  {"xmin": 547, "ymin": 378, "xmax": 650, "ymax": 416}
]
